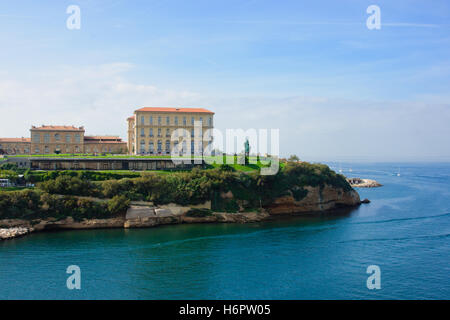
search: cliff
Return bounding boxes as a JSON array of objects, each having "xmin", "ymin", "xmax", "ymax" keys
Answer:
[
  {"xmin": 0, "ymin": 184, "xmax": 360, "ymax": 240},
  {"xmin": 266, "ymin": 184, "xmax": 360, "ymax": 214}
]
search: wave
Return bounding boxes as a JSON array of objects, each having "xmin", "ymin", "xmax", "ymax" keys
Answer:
[
  {"xmin": 337, "ymin": 233, "xmax": 450, "ymax": 244},
  {"xmin": 351, "ymin": 212, "xmax": 450, "ymax": 225}
]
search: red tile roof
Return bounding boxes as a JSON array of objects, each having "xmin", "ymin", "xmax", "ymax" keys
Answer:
[
  {"xmin": 31, "ymin": 125, "xmax": 85, "ymax": 131},
  {"xmin": 0, "ymin": 138, "xmax": 31, "ymax": 143},
  {"xmin": 135, "ymin": 107, "xmax": 214, "ymax": 114},
  {"xmin": 127, "ymin": 115, "xmax": 135, "ymax": 121}
]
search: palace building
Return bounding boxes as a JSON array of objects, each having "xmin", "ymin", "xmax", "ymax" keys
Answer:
[
  {"xmin": 0, "ymin": 125, "xmax": 127, "ymax": 155},
  {"xmin": 127, "ymin": 107, "xmax": 214, "ymax": 155}
]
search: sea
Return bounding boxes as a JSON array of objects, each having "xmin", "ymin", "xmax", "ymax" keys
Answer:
[{"xmin": 0, "ymin": 162, "xmax": 449, "ymax": 299}]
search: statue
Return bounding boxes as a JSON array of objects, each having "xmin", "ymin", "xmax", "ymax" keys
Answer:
[{"xmin": 244, "ymin": 138, "xmax": 250, "ymax": 164}]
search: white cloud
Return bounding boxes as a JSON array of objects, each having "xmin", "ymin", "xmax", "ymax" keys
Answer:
[{"xmin": 0, "ymin": 63, "xmax": 449, "ymax": 162}]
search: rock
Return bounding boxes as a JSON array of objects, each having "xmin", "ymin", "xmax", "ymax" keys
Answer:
[
  {"xmin": 0, "ymin": 227, "xmax": 33, "ymax": 240},
  {"xmin": 126, "ymin": 206, "xmax": 156, "ymax": 219},
  {"xmin": 154, "ymin": 208, "xmax": 173, "ymax": 217},
  {"xmin": 347, "ymin": 178, "xmax": 382, "ymax": 188},
  {"xmin": 266, "ymin": 184, "xmax": 361, "ymax": 215},
  {"xmin": 361, "ymin": 198, "xmax": 371, "ymax": 204}
]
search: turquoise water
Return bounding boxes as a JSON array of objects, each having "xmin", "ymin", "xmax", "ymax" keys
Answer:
[{"xmin": 1, "ymin": 163, "xmax": 449, "ymax": 299}]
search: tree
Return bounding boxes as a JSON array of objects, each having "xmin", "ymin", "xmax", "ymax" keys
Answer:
[{"xmin": 288, "ymin": 154, "xmax": 300, "ymax": 162}]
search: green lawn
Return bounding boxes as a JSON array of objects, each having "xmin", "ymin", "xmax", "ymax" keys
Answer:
[{"xmin": 0, "ymin": 186, "xmax": 33, "ymax": 192}]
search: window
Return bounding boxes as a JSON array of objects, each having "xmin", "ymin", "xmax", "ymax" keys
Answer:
[
  {"xmin": 55, "ymin": 134, "xmax": 60, "ymax": 141},
  {"xmin": 191, "ymin": 141, "xmax": 195, "ymax": 154},
  {"xmin": 165, "ymin": 140, "xmax": 170, "ymax": 153},
  {"xmin": 199, "ymin": 117, "xmax": 203, "ymax": 123},
  {"xmin": 141, "ymin": 128, "xmax": 145, "ymax": 137},
  {"xmin": 191, "ymin": 117, "xmax": 194, "ymax": 125},
  {"xmin": 183, "ymin": 117, "xmax": 186, "ymax": 125},
  {"xmin": 32, "ymin": 133, "xmax": 40, "ymax": 143},
  {"xmin": 158, "ymin": 128, "xmax": 161, "ymax": 137},
  {"xmin": 75, "ymin": 134, "xmax": 81, "ymax": 143},
  {"xmin": 191, "ymin": 128, "xmax": 194, "ymax": 137},
  {"xmin": 166, "ymin": 116, "xmax": 170, "ymax": 125},
  {"xmin": 158, "ymin": 116, "xmax": 161, "ymax": 125},
  {"xmin": 149, "ymin": 141, "xmax": 154, "ymax": 153},
  {"xmin": 166, "ymin": 128, "xmax": 170, "ymax": 137},
  {"xmin": 44, "ymin": 146, "xmax": 49, "ymax": 153},
  {"xmin": 149, "ymin": 116, "xmax": 153, "ymax": 125},
  {"xmin": 75, "ymin": 146, "xmax": 79, "ymax": 153},
  {"xmin": 150, "ymin": 128, "xmax": 153, "ymax": 137},
  {"xmin": 141, "ymin": 116, "xmax": 145, "ymax": 125},
  {"xmin": 35, "ymin": 146, "xmax": 39, "ymax": 154},
  {"xmin": 209, "ymin": 117, "xmax": 212, "ymax": 127},
  {"xmin": 140, "ymin": 140, "xmax": 145, "ymax": 154},
  {"xmin": 44, "ymin": 133, "xmax": 50, "ymax": 143},
  {"xmin": 157, "ymin": 140, "xmax": 162, "ymax": 152},
  {"xmin": 66, "ymin": 134, "xmax": 71, "ymax": 143},
  {"xmin": 175, "ymin": 116, "xmax": 178, "ymax": 125}
]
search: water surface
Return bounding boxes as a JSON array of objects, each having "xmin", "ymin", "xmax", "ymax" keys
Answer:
[{"xmin": 1, "ymin": 163, "xmax": 449, "ymax": 299}]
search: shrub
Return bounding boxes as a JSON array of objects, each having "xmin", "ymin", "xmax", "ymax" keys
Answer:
[
  {"xmin": 185, "ymin": 208, "xmax": 213, "ymax": 217},
  {"xmin": 107, "ymin": 195, "xmax": 130, "ymax": 215}
]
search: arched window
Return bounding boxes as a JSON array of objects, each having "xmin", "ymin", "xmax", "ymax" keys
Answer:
[
  {"xmin": 165, "ymin": 140, "xmax": 170, "ymax": 153},
  {"xmin": 157, "ymin": 140, "xmax": 162, "ymax": 152}
]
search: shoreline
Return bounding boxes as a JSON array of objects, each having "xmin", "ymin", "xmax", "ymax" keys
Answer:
[{"xmin": 0, "ymin": 203, "xmax": 362, "ymax": 241}]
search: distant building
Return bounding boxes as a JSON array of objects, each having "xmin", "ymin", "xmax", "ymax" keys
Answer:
[
  {"xmin": 127, "ymin": 107, "xmax": 214, "ymax": 155},
  {"xmin": 0, "ymin": 125, "xmax": 127, "ymax": 155}
]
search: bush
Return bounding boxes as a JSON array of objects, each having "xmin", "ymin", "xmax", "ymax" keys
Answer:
[
  {"xmin": 107, "ymin": 195, "xmax": 130, "ymax": 215},
  {"xmin": 185, "ymin": 208, "xmax": 213, "ymax": 217}
]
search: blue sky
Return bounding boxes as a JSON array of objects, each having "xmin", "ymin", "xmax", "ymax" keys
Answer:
[{"xmin": 0, "ymin": 0, "xmax": 449, "ymax": 161}]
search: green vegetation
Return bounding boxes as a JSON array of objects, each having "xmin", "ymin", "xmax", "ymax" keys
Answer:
[
  {"xmin": 185, "ymin": 208, "xmax": 213, "ymax": 217},
  {"xmin": 0, "ymin": 161, "xmax": 352, "ymax": 221},
  {"xmin": 0, "ymin": 189, "xmax": 129, "ymax": 221}
]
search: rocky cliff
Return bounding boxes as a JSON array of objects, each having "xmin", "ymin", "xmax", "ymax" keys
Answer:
[
  {"xmin": 1, "ymin": 185, "xmax": 360, "ymax": 240},
  {"xmin": 265, "ymin": 184, "xmax": 360, "ymax": 214}
]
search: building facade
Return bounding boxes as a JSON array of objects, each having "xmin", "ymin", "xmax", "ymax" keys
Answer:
[
  {"xmin": 0, "ymin": 125, "xmax": 127, "ymax": 155},
  {"xmin": 0, "ymin": 138, "xmax": 31, "ymax": 155},
  {"xmin": 127, "ymin": 107, "xmax": 214, "ymax": 155}
]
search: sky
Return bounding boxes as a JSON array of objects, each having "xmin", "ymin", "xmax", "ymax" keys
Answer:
[{"xmin": 0, "ymin": 0, "xmax": 449, "ymax": 162}]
